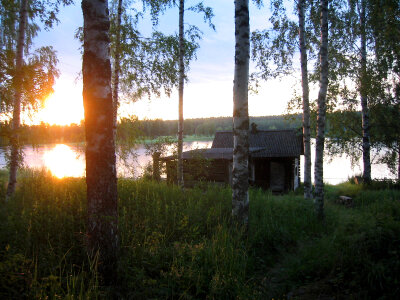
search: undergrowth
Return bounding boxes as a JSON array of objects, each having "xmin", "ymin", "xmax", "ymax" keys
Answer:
[{"xmin": 1, "ymin": 170, "xmax": 400, "ymax": 299}]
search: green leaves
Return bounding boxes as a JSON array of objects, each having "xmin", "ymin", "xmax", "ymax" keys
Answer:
[
  {"xmin": 23, "ymin": 46, "xmax": 59, "ymax": 110},
  {"xmin": 250, "ymin": 0, "xmax": 300, "ymax": 91},
  {"xmin": 0, "ymin": 46, "xmax": 59, "ymax": 114},
  {"xmin": 0, "ymin": 0, "xmax": 73, "ymax": 115},
  {"xmin": 109, "ymin": 0, "xmax": 213, "ymax": 102},
  {"xmin": 114, "ymin": 30, "xmax": 199, "ymax": 101},
  {"xmin": 187, "ymin": 2, "xmax": 215, "ymax": 31}
]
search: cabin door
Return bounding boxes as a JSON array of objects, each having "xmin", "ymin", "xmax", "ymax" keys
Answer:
[{"xmin": 270, "ymin": 161, "xmax": 285, "ymax": 192}]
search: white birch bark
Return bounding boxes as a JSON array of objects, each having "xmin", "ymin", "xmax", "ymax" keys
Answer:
[
  {"xmin": 232, "ymin": 0, "xmax": 250, "ymax": 224},
  {"xmin": 112, "ymin": 0, "xmax": 123, "ymax": 134},
  {"xmin": 177, "ymin": 0, "xmax": 184, "ymax": 187},
  {"xmin": 82, "ymin": 0, "xmax": 118, "ymax": 286},
  {"xmin": 6, "ymin": 0, "xmax": 28, "ymax": 198},
  {"xmin": 397, "ymin": 141, "xmax": 400, "ymax": 181},
  {"xmin": 298, "ymin": 0, "xmax": 312, "ymax": 199},
  {"xmin": 314, "ymin": 0, "xmax": 329, "ymax": 220},
  {"xmin": 359, "ymin": 0, "xmax": 371, "ymax": 183}
]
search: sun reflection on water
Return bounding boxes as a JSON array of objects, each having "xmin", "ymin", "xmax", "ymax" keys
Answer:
[{"xmin": 43, "ymin": 144, "xmax": 85, "ymax": 178}]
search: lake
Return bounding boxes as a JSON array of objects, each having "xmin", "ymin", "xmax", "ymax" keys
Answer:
[
  {"xmin": 0, "ymin": 140, "xmax": 395, "ymax": 184},
  {"xmin": 0, "ymin": 141, "xmax": 212, "ymax": 179}
]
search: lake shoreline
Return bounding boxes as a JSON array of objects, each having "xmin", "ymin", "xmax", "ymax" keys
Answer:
[{"xmin": 0, "ymin": 139, "xmax": 396, "ymax": 184}]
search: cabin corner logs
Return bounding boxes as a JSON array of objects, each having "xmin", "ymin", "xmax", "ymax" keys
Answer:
[{"xmin": 160, "ymin": 129, "xmax": 303, "ymax": 193}]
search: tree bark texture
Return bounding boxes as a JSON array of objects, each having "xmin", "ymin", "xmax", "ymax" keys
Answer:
[
  {"xmin": 398, "ymin": 142, "xmax": 400, "ymax": 181},
  {"xmin": 112, "ymin": 0, "xmax": 123, "ymax": 133},
  {"xmin": 314, "ymin": 0, "xmax": 329, "ymax": 220},
  {"xmin": 177, "ymin": 0, "xmax": 184, "ymax": 187},
  {"xmin": 82, "ymin": 0, "xmax": 118, "ymax": 286},
  {"xmin": 6, "ymin": 0, "xmax": 28, "ymax": 198},
  {"xmin": 152, "ymin": 152, "xmax": 161, "ymax": 181},
  {"xmin": 298, "ymin": 0, "xmax": 312, "ymax": 199},
  {"xmin": 359, "ymin": 0, "xmax": 371, "ymax": 184},
  {"xmin": 232, "ymin": 0, "xmax": 250, "ymax": 224}
]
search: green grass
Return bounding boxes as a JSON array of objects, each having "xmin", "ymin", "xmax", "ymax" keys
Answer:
[{"xmin": 1, "ymin": 170, "xmax": 400, "ymax": 298}]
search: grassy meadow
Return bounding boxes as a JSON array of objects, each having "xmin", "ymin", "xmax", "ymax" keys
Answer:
[{"xmin": 1, "ymin": 169, "xmax": 400, "ymax": 299}]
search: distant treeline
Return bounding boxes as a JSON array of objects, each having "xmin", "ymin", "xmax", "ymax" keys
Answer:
[
  {"xmin": 0, "ymin": 115, "xmax": 302, "ymax": 146},
  {"xmin": 139, "ymin": 115, "xmax": 302, "ymax": 137},
  {"xmin": 0, "ymin": 123, "xmax": 85, "ymax": 146}
]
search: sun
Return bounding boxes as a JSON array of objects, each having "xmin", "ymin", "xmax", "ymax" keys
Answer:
[
  {"xmin": 37, "ymin": 78, "xmax": 84, "ymax": 125},
  {"xmin": 43, "ymin": 144, "xmax": 85, "ymax": 178}
]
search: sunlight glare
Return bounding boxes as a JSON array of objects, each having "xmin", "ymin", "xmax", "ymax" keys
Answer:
[
  {"xmin": 38, "ymin": 79, "xmax": 84, "ymax": 125},
  {"xmin": 43, "ymin": 144, "xmax": 85, "ymax": 178}
]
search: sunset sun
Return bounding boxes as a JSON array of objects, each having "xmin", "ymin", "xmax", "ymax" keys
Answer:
[{"xmin": 37, "ymin": 79, "xmax": 84, "ymax": 125}]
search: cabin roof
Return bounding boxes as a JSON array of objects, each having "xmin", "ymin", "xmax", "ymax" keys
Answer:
[
  {"xmin": 212, "ymin": 129, "xmax": 303, "ymax": 157},
  {"xmin": 162, "ymin": 129, "xmax": 303, "ymax": 160}
]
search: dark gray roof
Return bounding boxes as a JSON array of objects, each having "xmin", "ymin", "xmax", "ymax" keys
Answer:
[
  {"xmin": 162, "ymin": 129, "xmax": 303, "ymax": 160},
  {"xmin": 212, "ymin": 129, "xmax": 303, "ymax": 157}
]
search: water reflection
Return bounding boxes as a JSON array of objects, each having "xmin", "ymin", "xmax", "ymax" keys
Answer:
[
  {"xmin": 43, "ymin": 144, "xmax": 85, "ymax": 178},
  {"xmin": 116, "ymin": 141, "xmax": 212, "ymax": 178},
  {"xmin": 0, "ymin": 141, "xmax": 213, "ymax": 179},
  {"xmin": 0, "ymin": 140, "xmax": 393, "ymax": 183}
]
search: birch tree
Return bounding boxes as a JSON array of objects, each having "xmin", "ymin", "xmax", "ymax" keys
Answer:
[
  {"xmin": 298, "ymin": 0, "xmax": 312, "ymax": 198},
  {"xmin": 109, "ymin": 0, "xmax": 181, "ymax": 125},
  {"xmin": 108, "ymin": 0, "xmax": 201, "ymax": 176},
  {"xmin": 148, "ymin": 0, "xmax": 213, "ymax": 187},
  {"xmin": 251, "ymin": 0, "xmax": 313, "ymax": 199},
  {"xmin": 322, "ymin": 0, "xmax": 398, "ymax": 183},
  {"xmin": 232, "ymin": 0, "xmax": 250, "ymax": 223},
  {"xmin": 314, "ymin": 0, "xmax": 329, "ymax": 220},
  {"xmin": 6, "ymin": 0, "xmax": 28, "ymax": 198},
  {"xmin": 82, "ymin": 0, "xmax": 118, "ymax": 285},
  {"xmin": 334, "ymin": 0, "xmax": 372, "ymax": 183},
  {"xmin": 108, "ymin": 1, "xmax": 209, "ymax": 178},
  {"xmin": 367, "ymin": 0, "xmax": 400, "ymax": 180},
  {"xmin": 177, "ymin": 0, "xmax": 184, "ymax": 186},
  {"xmin": 176, "ymin": 0, "xmax": 214, "ymax": 186},
  {"xmin": 111, "ymin": 0, "xmax": 123, "ymax": 130},
  {"xmin": 358, "ymin": 0, "xmax": 371, "ymax": 183},
  {"xmin": 0, "ymin": 0, "xmax": 62, "ymax": 198},
  {"xmin": 2, "ymin": 0, "xmax": 70, "ymax": 198}
]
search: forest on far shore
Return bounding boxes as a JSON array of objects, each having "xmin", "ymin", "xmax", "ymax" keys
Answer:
[{"xmin": 0, "ymin": 114, "xmax": 302, "ymax": 146}]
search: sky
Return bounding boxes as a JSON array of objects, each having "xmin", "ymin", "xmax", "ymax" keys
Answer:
[{"xmin": 32, "ymin": 0, "xmax": 302, "ymax": 125}]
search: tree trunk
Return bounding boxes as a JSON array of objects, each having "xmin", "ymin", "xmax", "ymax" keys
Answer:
[
  {"xmin": 398, "ymin": 142, "xmax": 400, "ymax": 181},
  {"xmin": 82, "ymin": 0, "xmax": 118, "ymax": 286},
  {"xmin": 177, "ymin": 0, "xmax": 184, "ymax": 187},
  {"xmin": 359, "ymin": 0, "xmax": 371, "ymax": 184},
  {"xmin": 314, "ymin": 0, "xmax": 329, "ymax": 220},
  {"xmin": 112, "ymin": 0, "xmax": 123, "ymax": 134},
  {"xmin": 232, "ymin": 0, "xmax": 250, "ymax": 224},
  {"xmin": 298, "ymin": 0, "xmax": 312, "ymax": 199},
  {"xmin": 6, "ymin": 0, "xmax": 28, "ymax": 199},
  {"xmin": 152, "ymin": 152, "xmax": 161, "ymax": 181}
]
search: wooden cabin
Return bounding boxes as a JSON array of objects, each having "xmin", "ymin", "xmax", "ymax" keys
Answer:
[{"xmin": 162, "ymin": 129, "xmax": 303, "ymax": 193}]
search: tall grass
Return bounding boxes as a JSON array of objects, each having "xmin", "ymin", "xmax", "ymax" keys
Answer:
[{"xmin": 1, "ymin": 170, "xmax": 400, "ymax": 298}]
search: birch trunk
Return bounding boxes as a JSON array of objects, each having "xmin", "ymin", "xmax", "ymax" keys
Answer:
[
  {"xmin": 314, "ymin": 0, "xmax": 329, "ymax": 220},
  {"xmin": 232, "ymin": 0, "xmax": 250, "ymax": 224},
  {"xmin": 398, "ymin": 142, "xmax": 400, "ymax": 181},
  {"xmin": 298, "ymin": 0, "xmax": 312, "ymax": 199},
  {"xmin": 359, "ymin": 0, "xmax": 371, "ymax": 184},
  {"xmin": 82, "ymin": 0, "xmax": 118, "ymax": 286},
  {"xmin": 177, "ymin": 0, "xmax": 184, "ymax": 187},
  {"xmin": 6, "ymin": 0, "xmax": 28, "ymax": 198},
  {"xmin": 112, "ymin": 0, "xmax": 123, "ymax": 133}
]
